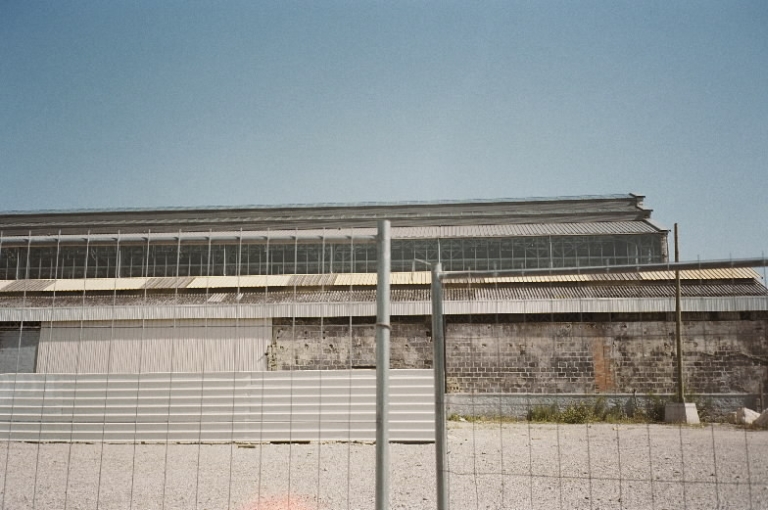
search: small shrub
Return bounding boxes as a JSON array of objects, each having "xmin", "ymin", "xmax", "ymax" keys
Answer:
[
  {"xmin": 644, "ymin": 393, "xmax": 668, "ymax": 422},
  {"xmin": 527, "ymin": 404, "xmax": 559, "ymax": 422},
  {"xmin": 560, "ymin": 403, "xmax": 593, "ymax": 424},
  {"xmin": 603, "ymin": 401, "xmax": 629, "ymax": 423},
  {"xmin": 591, "ymin": 397, "xmax": 608, "ymax": 420}
]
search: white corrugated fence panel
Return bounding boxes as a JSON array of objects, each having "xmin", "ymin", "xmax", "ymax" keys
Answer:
[{"xmin": 0, "ymin": 369, "xmax": 435, "ymax": 443}]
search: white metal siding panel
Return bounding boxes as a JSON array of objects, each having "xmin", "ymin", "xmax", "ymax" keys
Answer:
[
  {"xmin": 0, "ymin": 369, "xmax": 435, "ymax": 442},
  {"xmin": 108, "ymin": 333, "xmax": 143, "ymax": 373},
  {"xmin": 141, "ymin": 335, "xmax": 174, "ymax": 373},
  {"xmin": 37, "ymin": 319, "xmax": 271, "ymax": 374}
]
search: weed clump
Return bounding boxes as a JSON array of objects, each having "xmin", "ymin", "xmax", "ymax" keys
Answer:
[{"xmin": 526, "ymin": 397, "xmax": 668, "ymax": 424}]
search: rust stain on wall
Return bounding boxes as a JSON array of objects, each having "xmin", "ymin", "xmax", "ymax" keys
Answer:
[{"xmin": 591, "ymin": 337, "xmax": 616, "ymax": 391}]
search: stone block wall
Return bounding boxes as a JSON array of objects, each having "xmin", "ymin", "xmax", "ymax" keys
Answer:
[
  {"xmin": 444, "ymin": 318, "xmax": 767, "ymax": 396},
  {"xmin": 269, "ymin": 314, "xmax": 768, "ymax": 398},
  {"xmin": 269, "ymin": 318, "xmax": 433, "ymax": 371}
]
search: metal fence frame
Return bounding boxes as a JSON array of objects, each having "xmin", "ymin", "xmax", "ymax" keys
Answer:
[{"xmin": 430, "ymin": 256, "xmax": 768, "ymax": 510}]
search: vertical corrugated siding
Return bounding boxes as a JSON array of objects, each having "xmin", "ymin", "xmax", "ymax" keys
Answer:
[
  {"xmin": 37, "ymin": 319, "xmax": 271, "ymax": 374},
  {"xmin": 0, "ymin": 329, "xmax": 40, "ymax": 373},
  {"xmin": 0, "ymin": 369, "xmax": 435, "ymax": 442}
]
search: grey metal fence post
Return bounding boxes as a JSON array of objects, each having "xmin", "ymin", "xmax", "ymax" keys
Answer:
[
  {"xmin": 375, "ymin": 220, "xmax": 391, "ymax": 510},
  {"xmin": 431, "ymin": 262, "xmax": 449, "ymax": 510}
]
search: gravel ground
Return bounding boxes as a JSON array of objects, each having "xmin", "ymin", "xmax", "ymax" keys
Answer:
[{"xmin": 0, "ymin": 422, "xmax": 765, "ymax": 510}]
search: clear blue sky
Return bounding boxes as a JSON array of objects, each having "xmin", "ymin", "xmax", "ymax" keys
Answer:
[{"xmin": 1, "ymin": 1, "xmax": 766, "ymax": 260}]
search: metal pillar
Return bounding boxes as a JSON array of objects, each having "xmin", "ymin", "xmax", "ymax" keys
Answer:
[
  {"xmin": 674, "ymin": 224, "xmax": 685, "ymax": 403},
  {"xmin": 375, "ymin": 220, "xmax": 391, "ymax": 510},
  {"xmin": 431, "ymin": 263, "xmax": 449, "ymax": 510}
]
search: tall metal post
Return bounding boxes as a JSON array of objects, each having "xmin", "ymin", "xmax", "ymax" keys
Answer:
[
  {"xmin": 431, "ymin": 263, "xmax": 449, "ymax": 510},
  {"xmin": 375, "ymin": 220, "xmax": 391, "ymax": 510},
  {"xmin": 675, "ymin": 224, "xmax": 685, "ymax": 403}
]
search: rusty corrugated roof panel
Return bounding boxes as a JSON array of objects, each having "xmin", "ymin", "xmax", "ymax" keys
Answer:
[
  {"xmin": 450, "ymin": 268, "xmax": 760, "ymax": 285},
  {"xmin": 142, "ymin": 277, "xmax": 196, "ymax": 289},
  {"xmin": 638, "ymin": 268, "xmax": 760, "ymax": 280},
  {"xmin": 392, "ymin": 221, "xmax": 658, "ymax": 238},
  {"xmin": 287, "ymin": 274, "xmax": 338, "ymax": 287},
  {"xmin": 0, "ymin": 280, "xmax": 55, "ymax": 292}
]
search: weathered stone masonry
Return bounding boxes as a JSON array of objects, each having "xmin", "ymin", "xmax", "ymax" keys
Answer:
[
  {"xmin": 269, "ymin": 313, "xmax": 768, "ymax": 401},
  {"xmin": 269, "ymin": 318, "xmax": 433, "ymax": 371}
]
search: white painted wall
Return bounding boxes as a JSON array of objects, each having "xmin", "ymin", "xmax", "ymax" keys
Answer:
[{"xmin": 37, "ymin": 319, "xmax": 271, "ymax": 373}]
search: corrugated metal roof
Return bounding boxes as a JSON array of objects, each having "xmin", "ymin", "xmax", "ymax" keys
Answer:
[
  {"xmin": 142, "ymin": 277, "xmax": 196, "ymax": 289},
  {"xmin": 0, "ymin": 267, "xmax": 761, "ymax": 293},
  {"xmin": 48, "ymin": 278, "xmax": 147, "ymax": 292},
  {"xmin": 1, "ymin": 194, "xmax": 635, "ymax": 216},
  {"xmin": 394, "ymin": 221, "xmax": 658, "ymax": 238},
  {"xmin": 0, "ymin": 280, "xmax": 54, "ymax": 292},
  {"xmin": 0, "ymin": 282, "xmax": 764, "ymax": 309},
  {"xmin": 1, "ymin": 294, "xmax": 766, "ymax": 322},
  {"xmin": 47, "ymin": 279, "xmax": 86, "ymax": 292},
  {"xmin": 81, "ymin": 278, "xmax": 148, "ymax": 291},
  {"xmin": 459, "ymin": 268, "xmax": 761, "ymax": 284},
  {"xmin": 0, "ymin": 221, "xmax": 661, "ymax": 245},
  {"xmin": 391, "ymin": 272, "xmax": 432, "ymax": 285},
  {"xmin": 287, "ymin": 274, "xmax": 338, "ymax": 287},
  {"xmin": 188, "ymin": 276, "xmax": 242, "ymax": 289},
  {"xmin": 112, "ymin": 278, "xmax": 149, "ymax": 290},
  {"xmin": 187, "ymin": 275, "xmax": 295, "ymax": 289},
  {"xmin": 333, "ymin": 273, "xmax": 377, "ymax": 286},
  {"xmin": 0, "ymin": 195, "xmax": 653, "ymax": 237}
]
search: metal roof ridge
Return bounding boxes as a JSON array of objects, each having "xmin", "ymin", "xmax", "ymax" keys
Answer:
[{"xmin": 0, "ymin": 194, "xmax": 636, "ymax": 216}]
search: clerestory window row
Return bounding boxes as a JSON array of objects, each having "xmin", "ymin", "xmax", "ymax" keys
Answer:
[{"xmin": 0, "ymin": 235, "xmax": 663, "ymax": 280}]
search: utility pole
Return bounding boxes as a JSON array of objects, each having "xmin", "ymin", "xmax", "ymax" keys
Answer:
[
  {"xmin": 664, "ymin": 223, "xmax": 700, "ymax": 424},
  {"xmin": 675, "ymin": 224, "xmax": 685, "ymax": 404}
]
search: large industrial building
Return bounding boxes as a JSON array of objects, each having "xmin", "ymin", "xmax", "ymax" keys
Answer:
[{"xmin": 0, "ymin": 194, "xmax": 766, "ymax": 441}]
